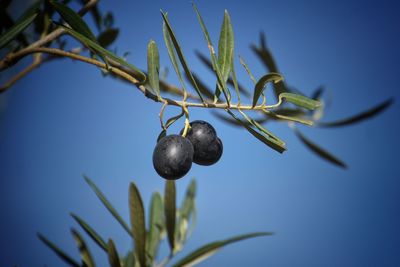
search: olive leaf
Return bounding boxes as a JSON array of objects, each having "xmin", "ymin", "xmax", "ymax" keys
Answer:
[
  {"xmin": 0, "ymin": 13, "xmax": 37, "ymax": 49},
  {"xmin": 164, "ymin": 180, "xmax": 177, "ymax": 253},
  {"xmin": 172, "ymin": 232, "xmax": 274, "ymax": 267},
  {"xmin": 107, "ymin": 239, "xmax": 121, "ymax": 267},
  {"xmin": 37, "ymin": 233, "xmax": 80, "ymax": 267},
  {"xmin": 176, "ymin": 179, "xmax": 197, "ymax": 246},
  {"xmin": 71, "ymin": 228, "xmax": 96, "ymax": 267},
  {"xmin": 279, "ymin": 92, "xmax": 321, "ymax": 110},
  {"xmin": 146, "ymin": 192, "xmax": 164, "ymax": 262},
  {"xmin": 71, "ymin": 213, "xmax": 108, "ymax": 252},
  {"xmin": 97, "ymin": 28, "xmax": 119, "ymax": 48},
  {"xmin": 129, "ymin": 183, "xmax": 146, "ymax": 267},
  {"xmin": 253, "ymin": 73, "xmax": 284, "ymax": 107},
  {"xmin": 147, "ymin": 40, "xmax": 161, "ymax": 99}
]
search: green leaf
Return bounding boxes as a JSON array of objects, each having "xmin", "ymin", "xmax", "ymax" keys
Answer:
[
  {"xmin": 129, "ymin": 183, "xmax": 146, "ymax": 267},
  {"xmin": 123, "ymin": 251, "xmax": 136, "ymax": 267},
  {"xmin": 213, "ymin": 112, "xmax": 269, "ymax": 127},
  {"xmin": 230, "ymin": 59, "xmax": 241, "ymax": 103},
  {"xmin": 293, "ymin": 128, "xmax": 347, "ymax": 168},
  {"xmin": 0, "ymin": 13, "xmax": 37, "ymax": 49},
  {"xmin": 176, "ymin": 179, "xmax": 197, "ymax": 246},
  {"xmin": 172, "ymin": 232, "xmax": 273, "ymax": 267},
  {"xmin": 161, "ymin": 11, "xmax": 205, "ymax": 102},
  {"xmin": 146, "ymin": 192, "xmax": 164, "ymax": 263},
  {"xmin": 226, "ymin": 110, "xmax": 286, "ymax": 153},
  {"xmin": 191, "ymin": 4, "xmax": 229, "ymax": 103},
  {"xmin": 37, "ymin": 233, "xmax": 80, "ymax": 267},
  {"xmin": 107, "ymin": 239, "xmax": 121, "ymax": 267},
  {"xmin": 253, "ymin": 73, "xmax": 284, "ymax": 107},
  {"xmin": 97, "ymin": 28, "xmax": 119, "ymax": 48},
  {"xmin": 147, "ymin": 40, "xmax": 161, "ymax": 99},
  {"xmin": 164, "ymin": 180, "xmax": 176, "ymax": 253},
  {"xmin": 70, "ymin": 213, "xmax": 108, "ymax": 252},
  {"xmin": 50, "ymin": 0, "xmax": 96, "ymax": 41},
  {"xmin": 61, "ymin": 25, "xmax": 146, "ymax": 82},
  {"xmin": 84, "ymin": 176, "xmax": 132, "ymax": 237},
  {"xmin": 264, "ymin": 110, "xmax": 313, "ymax": 126},
  {"xmin": 317, "ymin": 98, "xmax": 394, "ymax": 128},
  {"xmin": 71, "ymin": 228, "xmax": 95, "ymax": 267},
  {"xmin": 279, "ymin": 92, "xmax": 321, "ymax": 110}
]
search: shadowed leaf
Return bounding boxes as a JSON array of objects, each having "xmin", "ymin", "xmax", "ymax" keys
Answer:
[
  {"xmin": 172, "ymin": 232, "xmax": 274, "ymax": 267},
  {"xmin": 107, "ymin": 239, "xmax": 121, "ymax": 267},
  {"xmin": 147, "ymin": 192, "xmax": 164, "ymax": 262},
  {"xmin": 164, "ymin": 180, "xmax": 176, "ymax": 253},
  {"xmin": 176, "ymin": 179, "xmax": 197, "ymax": 246},
  {"xmin": 253, "ymin": 73, "xmax": 284, "ymax": 107},
  {"xmin": 71, "ymin": 228, "xmax": 95, "ymax": 267},
  {"xmin": 293, "ymin": 128, "xmax": 347, "ymax": 168},
  {"xmin": 0, "ymin": 13, "xmax": 37, "ymax": 49},
  {"xmin": 37, "ymin": 233, "xmax": 80, "ymax": 267},
  {"xmin": 213, "ymin": 112, "xmax": 269, "ymax": 127},
  {"xmin": 70, "ymin": 213, "xmax": 108, "ymax": 252},
  {"xmin": 123, "ymin": 251, "xmax": 136, "ymax": 267},
  {"xmin": 97, "ymin": 28, "xmax": 119, "ymax": 48},
  {"xmin": 147, "ymin": 40, "xmax": 161, "ymax": 99},
  {"xmin": 317, "ymin": 98, "xmax": 394, "ymax": 128},
  {"xmin": 129, "ymin": 182, "xmax": 146, "ymax": 267},
  {"xmin": 84, "ymin": 176, "xmax": 132, "ymax": 237},
  {"xmin": 186, "ymin": 72, "xmax": 214, "ymax": 100}
]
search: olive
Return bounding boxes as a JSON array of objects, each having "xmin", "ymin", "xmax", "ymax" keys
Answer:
[{"xmin": 152, "ymin": 134, "xmax": 194, "ymax": 180}]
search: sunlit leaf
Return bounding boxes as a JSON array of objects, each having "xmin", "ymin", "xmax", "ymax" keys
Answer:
[
  {"xmin": 164, "ymin": 180, "xmax": 176, "ymax": 252},
  {"xmin": 147, "ymin": 40, "xmax": 161, "ymax": 99},
  {"xmin": 279, "ymin": 92, "xmax": 321, "ymax": 110},
  {"xmin": 71, "ymin": 228, "xmax": 95, "ymax": 267},
  {"xmin": 172, "ymin": 232, "xmax": 273, "ymax": 267},
  {"xmin": 253, "ymin": 73, "xmax": 284, "ymax": 107},
  {"xmin": 84, "ymin": 176, "xmax": 132, "ymax": 237},
  {"xmin": 147, "ymin": 192, "xmax": 164, "ymax": 262},
  {"xmin": 226, "ymin": 110, "xmax": 286, "ymax": 153},
  {"xmin": 293, "ymin": 128, "xmax": 347, "ymax": 168},
  {"xmin": 161, "ymin": 11, "xmax": 205, "ymax": 102},
  {"xmin": 97, "ymin": 28, "xmax": 119, "ymax": 48},
  {"xmin": 317, "ymin": 98, "xmax": 394, "ymax": 128},
  {"xmin": 37, "ymin": 233, "xmax": 80, "ymax": 267},
  {"xmin": 129, "ymin": 182, "xmax": 146, "ymax": 267},
  {"xmin": 70, "ymin": 213, "xmax": 108, "ymax": 252},
  {"xmin": 0, "ymin": 13, "xmax": 37, "ymax": 49},
  {"xmin": 107, "ymin": 239, "xmax": 121, "ymax": 267},
  {"xmin": 50, "ymin": 0, "xmax": 96, "ymax": 41}
]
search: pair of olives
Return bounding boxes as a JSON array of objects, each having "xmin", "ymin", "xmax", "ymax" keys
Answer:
[{"xmin": 153, "ymin": 120, "xmax": 223, "ymax": 180}]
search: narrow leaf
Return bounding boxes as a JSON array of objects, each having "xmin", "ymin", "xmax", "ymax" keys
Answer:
[
  {"xmin": 129, "ymin": 182, "xmax": 146, "ymax": 267},
  {"xmin": 147, "ymin": 40, "xmax": 161, "ymax": 99},
  {"xmin": 317, "ymin": 98, "xmax": 394, "ymax": 128},
  {"xmin": 293, "ymin": 128, "xmax": 347, "ymax": 168},
  {"xmin": 147, "ymin": 192, "xmax": 164, "ymax": 262},
  {"xmin": 71, "ymin": 228, "xmax": 95, "ymax": 267},
  {"xmin": 61, "ymin": 25, "xmax": 146, "ymax": 82},
  {"xmin": 213, "ymin": 112, "xmax": 269, "ymax": 127},
  {"xmin": 264, "ymin": 110, "xmax": 313, "ymax": 126},
  {"xmin": 107, "ymin": 239, "xmax": 121, "ymax": 267},
  {"xmin": 176, "ymin": 179, "xmax": 197, "ymax": 245},
  {"xmin": 187, "ymin": 72, "xmax": 214, "ymax": 100},
  {"xmin": 123, "ymin": 251, "xmax": 136, "ymax": 267},
  {"xmin": 172, "ymin": 232, "xmax": 273, "ymax": 267},
  {"xmin": 84, "ymin": 176, "xmax": 132, "ymax": 237},
  {"xmin": 253, "ymin": 73, "xmax": 284, "ymax": 107},
  {"xmin": 164, "ymin": 180, "xmax": 176, "ymax": 252},
  {"xmin": 50, "ymin": 0, "xmax": 96, "ymax": 41},
  {"xmin": 226, "ymin": 110, "xmax": 286, "ymax": 153},
  {"xmin": 0, "ymin": 13, "xmax": 37, "ymax": 49},
  {"xmin": 37, "ymin": 233, "xmax": 80, "ymax": 267},
  {"xmin": 279, "ymin": 92, "xmax": 321, "ymax": 110},
  {"xmin": 161, "ymin": 11, "xmax": 205, "ymax": 102},
  {"xmin": 70, "ymin": 213, "xmax": 108, "ymax": 252},
  {"xmin": 97, "ymin": 28, "xmax": 119, "ymax": 48}
]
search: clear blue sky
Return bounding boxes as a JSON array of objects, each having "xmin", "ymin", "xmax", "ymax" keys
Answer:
[{"xmin": 1, "ymin": 0, "xmax": 399, "ymax": 266}]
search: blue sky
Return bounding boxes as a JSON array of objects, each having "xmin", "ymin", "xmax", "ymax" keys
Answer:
[{"xmin": 0, "ymin": 0, "xmax": 399, "ymax": 266}]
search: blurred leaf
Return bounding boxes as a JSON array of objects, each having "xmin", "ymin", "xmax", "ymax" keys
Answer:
[
  {"xmin": 147, "ymin": 192, "xmax": 164, "ymax": 263},
  {"xmin": 161, "ymin": 11, "xmax": 205, "ymax": 102},
  {"xmin": 107, "ymin": 239, "xmax": 121, "ymax": 267},
  {"xmin": 213, "ymin": 111, "xmax": 269, "ymax": 127},
  {"xmin": 50, "ymin": 0, "xmax": 96, "ymax": 41},
  {"xmin": 84, "ymin": 176, "xmax": 133, "ymax": 237},
  {"xmin": 37, "ymin": 233, "xmax": 80, "ymax": 267},
  {"xmin": 311, "ymin": 86, "xmax": 324, "ymax": 100},
  {"xmin": 172, "ymin": 232, "xmax": 273, "ymax": 267},
  {"xmin": 279, "ymin": 93, "xmax": 321, "ymax": 110},
  {"xmin": 164, "ymin": 180, "xmax": 176, "ymax": 253},
  {"xmin": 0, "ymin": 13, "xmax": 37, "ymax": 49},
  {"xmin": 70, "ymin": 213, "xmax": 108, "ymax": 252},
  {"xmin": 147, "ymin": 40, "xmax": 161, "ymax": 99},
  {"xmin": 253, "ymin": 73, "xmax": 284, "ymax": 107},
  {"xmin": 129, "ymin": 183, "xmax": 146, "ymax": 267},
  {"xmin": 186, "ymin": 72, "xmax": 214, "ymax": 100},
  {"xmin": 103, "ymin": 12, "xmax": 114, "ymax": 28},
  {"xmin": 293, "ymin": 128, "xmax": 347, "ymax": 168},
  {"xmin": 317, "ymin": 98, "xmax": 394, "ymax": 128},
  {"xmin": 97, "ymin": 28, "xmax": 119, "ymax": 48},
  {"xmin": 191, "ymin": 3, "xmax": 229, "ymax": 103},
  {"xmin": 71, "ymin": 228, "xmax": 95, "ymax": 267},
  {"xmin": 230, "ymin": 58, "xmax": 241, "ymax": 103},
  {"xmin": 123, "ymin": 251, "xmax": 136, "ymax": 267},
  {"xmin": 226, "ymin": 110, "xmax": 286, "ymax": 153},
  {"xmin": 60, "ymin": 25, "xmax": 146, "ymax": 82},
  {"xmin": 176, "ymin": 179, "xmax": 197, "ymax": 245},
  {"xmin": 264, "ymin": 110, "xmax": 313, "ymax": 126},
  {"xmin": 273, "ymin": 108, "xmax": 307, "ymax": 117}
]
